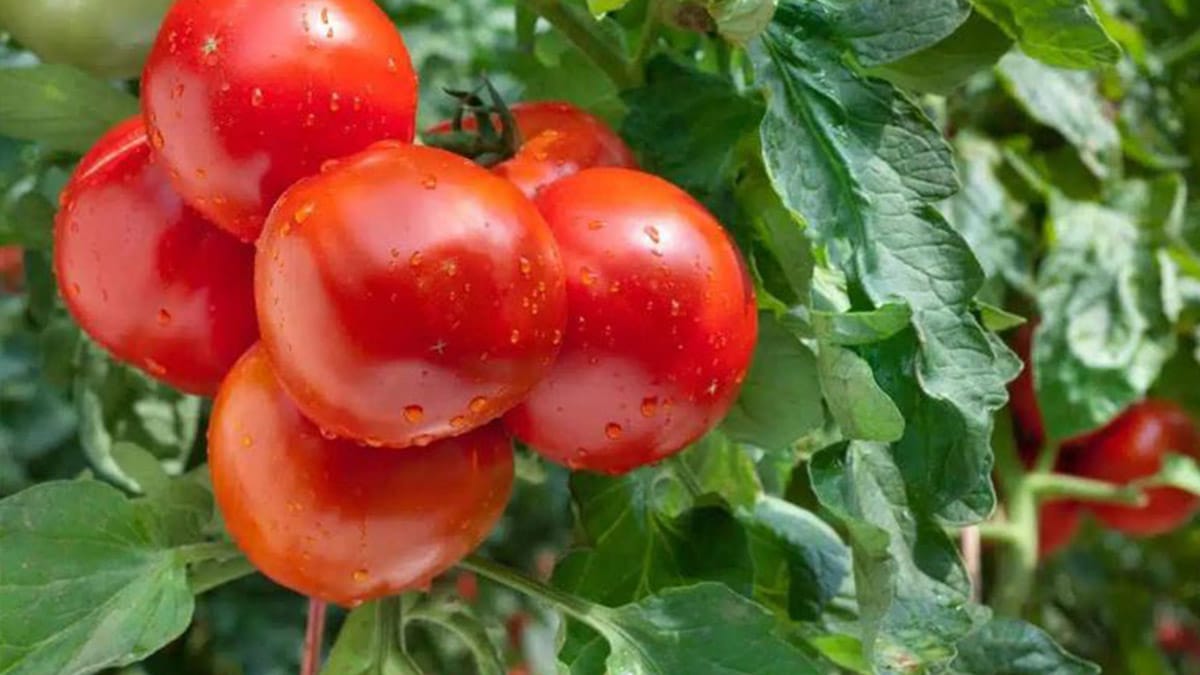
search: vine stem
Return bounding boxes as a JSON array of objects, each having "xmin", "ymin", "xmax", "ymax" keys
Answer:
[
  {"xmin": 458, "ymin": 555, "xmax": 596, "ymax": 625},
  {"xmin": 517, "ymin": 0, "xmax": 638, "ymax": 89},
  {"xmin": 301, "ymin": 598, "xmax": 327, "ymax": 675},
  {"xmin": 630, "ymin": 0, "xmax": 663, "ymax": 74},
  {"xmin": 989, "ymin": 415, "xmax": 1038, "ymax": 617}
]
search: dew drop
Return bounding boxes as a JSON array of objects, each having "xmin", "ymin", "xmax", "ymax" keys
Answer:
[
  {"xmin": 519, "ymin": 256, "xmax": 532, "ymax": 277},
  {"xmin": 580, "ymin": 266, "xmax": 597, "ymax": 286},
  {"xmin": 387, "ymin": 56, "xmax": 398, "ymax": 73},
  {"xmin": 421, "ymin": 174, "xmax": 438, "ymax": 189},
  {"xmin": 329, "ymin": 92, "xmax": 341, "ymax": 111},
  {"xmin": 320, "ymin": 158, "xmax": 338, "ymax": 172},
  {"xmin": 413, "ymin": 434, "xmax": 434, "ymax": 447},
  {"xmin": 670, "ymin": 299, "xmax": 681, "ymax": 316},
  {"xmin": 404, "ymin": 405, "xmax": 424, "ymax": 423},
  {"xmin": 250, "ymin": 88, "xmax": 264, "ymax": 107},
  {"xmin": 364, "ymin": 437, "xmax": 383, "ymax": 448},
  {"xmin": 149, "ymin": 128, "xmax": 165, "ymax": 150},
  {"xmin": 241, "ymin": 434, "xmax": 253, "ymax": 447},
  {"xmin": 69, "ymin": 282, "xmax": 81, "ymax": 296},
  {"xmin": 157, "ymin": 308, "xmax": 172, "ymax": 325},
  {"xmin": 644, "ymin": 225, "xmax": 661, "ymax": 243},
  {"xmin": 319, "ymin": 427, "xmax": 338, "ymax": 440},
  {"xmin": 353, "ymin": 568, "xmax": 369, "ymax": 582},
  {"xmin": 551, "ymin": 329, "xmax": 563, "ymax": 346},
  {"xmin": 409, "ymin": 251, "xmax": 423, "ymax": 267},
  {"xmin": 390, "ymin": 247, "xmax": 400, "ymax": 259},
  {"xmin": 145, "ymin": 358, "xmax": 167, "ymax": 376},
  {"xmin": 587, "ymin": 220, "xmax": 604, "ymax": 231},
  {"xmin": 293, "ymin": 201, "xmax": 316, "ymax": 224},
  {"xmin": 605, "ymin": 423, "xmax": 623, "ymax": 440},
  {"xmin": 641, "ymin": 397, "xmax": 659, "ymax": 418},
  {"xmin": 450, "ymin": 415, "xmax": 468, "ymax": 429},
  {"xmin": 469, "ymin": 397, "xmax": 488, "ymax": 414},
  {"xmin": 510, "ymin": 329, "xmax": 521, "ymax": 344},
  {"xmin": 171, "ymin": 83, "xmax": 184, "ymax": 99}
]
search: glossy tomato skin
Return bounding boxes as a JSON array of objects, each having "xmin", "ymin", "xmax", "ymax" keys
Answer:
[
  {"xmin": 141, "ymin": 0, "xmax": 418, "ymax": 242},
  {"xmin": 54, "ymin": 117, "xmax": 257, "ymax": 395},
  {"xmin": 504, "ymin": 168, "xmax": 758, "ymax": 474},
  {"xmin": 1072, "ymin": 400, "xmax": 1200, "ymax": 537},
  {"xmin": 208, "ymin": 345, "xmax": 514, "ymax": 607},
  {"xmin": 0, "ymin": 0, "xmax": 173, "ymax": 78},
  {"xmin": 429, "ymin": 101, "xmax": 637, "ymax": 198},
  {"xmin": 257, "ymin": 143, "xmax": 567, "ymax": 448}
]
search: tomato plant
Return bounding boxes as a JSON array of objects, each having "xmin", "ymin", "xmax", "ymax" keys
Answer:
[
  {"xmin": 7, "ymin": 0, "xmax": 1200, "ymax": 674},
  {"xmin": 141, "ymin": 0, "xmax": 419, "ymax": 241},
  {"xmin": 256, "ymin": 142, "xmax": 566, "ymax": 448}
]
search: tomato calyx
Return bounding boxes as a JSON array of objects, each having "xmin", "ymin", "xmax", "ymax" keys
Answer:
[{"xmin": 421, "ymin": 79, "xmax": 522, "ymax": 167}]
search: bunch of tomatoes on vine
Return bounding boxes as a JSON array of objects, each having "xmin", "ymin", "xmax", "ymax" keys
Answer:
[{"xmin": 54, "ymin": 0, "xmax": 757, "ymax": 607}]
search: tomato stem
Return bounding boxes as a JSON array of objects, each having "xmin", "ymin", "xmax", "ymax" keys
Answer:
[
  {"xmin": 517, "ymin": 0, "xmax": 638, "ymax": 89},
  {"xmin": 990, "ymin": 411, "xmax": 1038, "ymax": 616},
  {"xmin": 1026, "ymin": 473, "xmax": 1147, "ymax": 506},
  {"xmin": 459, "ymin": 555, "xmax": 596, "ymax": 625},
  {"xmin": 630, "ymin": 0, "xmax": 663, "ymax": 76},
  {"xmin": 300, "ymin": 598, "xmax": 327, "ymax": 675}
]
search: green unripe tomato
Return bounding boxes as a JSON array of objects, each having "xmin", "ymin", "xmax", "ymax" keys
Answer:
[{"xmin": 0, "ymin": 0, "xmax": 173, "ymax": 78}]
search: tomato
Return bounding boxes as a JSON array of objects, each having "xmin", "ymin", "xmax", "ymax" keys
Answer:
[
  {"xmin": 54, "ymin": 117, "xmax": 257, "ymax": 395},
  {"xmin": 1038, "ymin": 499, "xmax": 1081, "ymax": 558},
  {"xmin": 141, "ymin": 0, "xmax": 419, "ymax": 242},
  {"xmin": 0, "ymin": 246, "xmax": 22, "ymax": 291},
  {"xmin": 0, "ymin": 0, "xmax": 172, "ymax": 78},
  {"xmin": 256, "ymin": 143, "xmax": 567, "ymax": 448},
  {"xmin": 429, "ymin": 101, "xmax": 637, "ymax": 198},
  {"xmin": 504, "ymin": 168, "xmax": 758, "ymax": 474},
  {"xmin": 208, "ymin": 345, "xmax": 514, "ymax": 607},
  {"xmin": 1071, "ymin": 400, "xmax": 1200, "ymax": 537},
  {"xmin": 1007, "ymin": 321, "xmax": 1046, "ymax": 457}
]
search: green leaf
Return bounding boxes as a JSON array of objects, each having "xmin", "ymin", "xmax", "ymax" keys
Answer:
[
  {"xmin": 871, "ymin": 12, "xmax": 1013, "ymax": 95},
  {"xmin": 817, "ymin": 344, "xmax": 905, "ymax": 442},
  {"xmin": 753, "ymin": 1, "xmax": 1017, "ymax": 523},
  {"xmin": 707, "ymin": 0, "xmax": 779, "ymax": 44},
  {"xmin": 587, "ymin": 0, "xmax": 632, "ymax": 15},
  {"xmin": 949, "ymin": 618, "xmax": 1100, "ymax": 674},
  {"xmin": 593, "ymin": 583, "xmax": 824, "ymax": 674},
  {"xmin": 737, "ymin": 160, "xmax": 814, "ymax": 303},
  {"xmin": 809, "ymin": 442, "xmax": 978, "ymax": 671},
  {"xmin": 1034, "ymin": 195, "xmax": 1176, "ymax": 440},
  {"xmin": 816, "ymin": 0, "xmax": 974, "ymax": 67},
  {"xmin": 996, "ymin": 52, "xmax": 1121, "ymax": 179},
  {"xmin": 322, "ymin": 600, "xmax": 411, "ymax": 675},
  {"xmin": 972, "ymin": 0, "xmax": 1120, "ymax": 68},
  {"xmin": 75, "ymin": 342, "xmax": 203, "ymax": 491},
  {"xmin": 976, "ymin": 301, "xmax": 1028, "ymax": 332},
  {"xmin": 0, "ymin": 65, "xmax": 137, "ymax": 154},
  {"xmin": 722, "ymin": 313, "xmax": 824, "ymax": 449},
  {"xmin": 943, "ymin": 133, "xmax": 1036, "ymax": 294},
  {"xmin": 0, "ymin": 481, "xmax": 193, "ymax": 674},
  {"xmin": 740, "ymin": 495, "xmax": 851, "ymax": 620},
  {"xmin": 622, "ymin": 57, "xmax": 763, "ymax": 198},
  {"xmin": 811, "ymin": 303, "xmax": 912, "ymax": 346},
  {"xmin": 676, "ymin": 431, "xmax": 762, "ymax": 510}
]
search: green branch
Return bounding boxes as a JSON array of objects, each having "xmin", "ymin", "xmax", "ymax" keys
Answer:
[
  {"xmin": 518, "ymin": 0, "xmax": 638, "ymax": 88},
  {"xmin": 1026, "ymin": 473, "xmax": 1147, "ymax": 506},
  {"xmin": 459, "ymin": 555, "xmax": 597, "ymax": 625}
]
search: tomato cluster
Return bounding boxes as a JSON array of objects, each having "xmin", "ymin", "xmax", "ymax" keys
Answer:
[
  {"xmin": 1007, "ymin": 323, "xmax": 1200, "ymax": 556},
  {"xmin": 53, "ymin": 0, "xmax": 758, "ymax": 605}
]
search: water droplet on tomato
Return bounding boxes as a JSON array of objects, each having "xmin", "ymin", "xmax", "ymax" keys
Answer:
[
  {"xmin": 171, "ymin": 83, "xmax": 184, "ymax": 99},
  {"xmin": 364, "ymin": 437, "xmax": 383, "ymax": 448},
  {"xmin": 580, "ymin": 266, "xmax": 597, "ymax": 286},
  {"xmin": 149, "ymin": 128, "xmax": 165, "ymax": 150},
  {"xmin": 319, "ymin": 427, "xmax": 338, "ymax": 440},
  {"xmin": 644, "ymin": 225, "xmax": 661, "ymax": 243},
  {"xmin": 605, "ymin": 423, "xmax": 623, "ymax": 440},
  {"xmin": 293, "ymin": 202, "xmax": 316, "ymax": 224},
  {"xmin": 519, "ymin": 256, "xmax": 532, "ymax": 277},
  {"xmin": 387, "ymin": 56, "xmax": 399, "ymax": 73},
  {"xmin": 329, "ymin": 92, "xmax": 341, "ymax": 112},
  {"xmin": 241, "ymin": 434, "xmax": 253, "ymax": 447},
  {"xmin": 587, "ymin": 220, "xmax": 604, "ymax": 231},
  {"xmin": 144, "ymin": 358, "xmax": 167, "ymax": 376},
  {"xmin": 641, "ymin": 397, "xmax": 659, "ymax": 418},
  {"xmin": 250, "ymin": 88, "xmax": 264, "ymax": 107},
  {"xmin": 69, "ymin": 282, "xmax": 81, "ymax": 296},
  {"xmin": 451, "ymin": 415, "xmax": 468, "ymax": 429},
  {"xmin": 551, "ymin": 329, "xmax": 563, "ymax": 346},
  {"xmin": 413, "ymin": 434, "xmax": 434, "ymax": 447},
  {"xmin": 670, "ymin": 299, "xmax": 681, "ymax": 316},
  {"xmin": 410, "ymin": 251, "xmax": 423, "ymax": 267},
  {"xmin": 404, "ymin": 405, "xmax": 424, "ymax": 423},
  {"xmin": 510, "ymin": 329, "xmax": 521, "ymax": 344},
  {"xmin": 353, "ymin": 568, "xmax": 369, "ymax": 582},
  {"xmin": 157, "ymin": 308, "xmax": 172, "ymax": 325},
  {"xmin": 469, "ymin": 397, "xmax": 488, "ymax": 414},
  {"xmin": 421, "ymin": 174, "xmax": 438, "ymax": 189}
]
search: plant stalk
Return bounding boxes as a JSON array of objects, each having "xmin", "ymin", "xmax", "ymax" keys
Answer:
[
  {"xmin": 301, "ymin": 598, "xmax": 327, "ymax": 675},
  {"xmin": 458, "ymin": 555, "xmax": 595, "ymax": 624},
  {"xmin": 517, "ymin": 0, "xmax": 637, "ymax": 88}
]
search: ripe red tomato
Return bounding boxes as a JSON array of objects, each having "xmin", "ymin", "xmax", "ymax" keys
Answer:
[
  {"xmin": 429, "ymin": 101, "xmax": 637, "ymax": 198},
  {"xmin": 1071, "ymin": 400, "xmax": 1200, "ymax": 536},
  {"xmin": 1038, "ymin": 499, "xmax": 1081, "ymax": 558},
  {"xmin": 1007, "ymin": 321, "xmax": 1046, "ymax": 456},
  {"xmin": 141, "ymin": 0, "xmax": 418, "ymax": 242},
  {"xmin": 504, "ymin": 168, "xmax": 758, "ymax": 474},
  {"xmin": 54, "ymin": 117, "xmax": 257, "ymax": 395},
  {"xmin": 256, "ymin": 143, "xmax": 567, "ymax": 448},
  {"xmin": 208, "ymin": 344, "xmax": 514, "ymax": 607}
]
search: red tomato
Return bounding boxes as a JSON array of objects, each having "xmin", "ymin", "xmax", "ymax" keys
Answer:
[
  {"xmin": 429, "ymin": 101, "xmax": 637, "ymax": 198},
  {"xmin": 256, "ymin": 143, "xmax": 566, "ymax": 448},
  {"xmin": 208, "ymin": 345, "xmax": 514, "ymax": 607},
  {"xmin": 141, "ymin": 0, "xmax": 418, "ymax": 242},
  {"xmin": 504, "ymin": 168, "xmax": 757, "ymax": 474},
  {"xmin": 54, "ymin": 117, "xmax": 257, "ymax": 395},
  {"xmin": 1007, "ymin": 321, "xmax": 1046, "ymax": 457},
  {"xmin": 0, "ymin": 246, "xmax": 22, "ymax": 291},
  {"xmin": 1071, "ymin": 400, "xmax": 1200, "ymax": 536},
  {"xmin": 1038, "ymin": 499, "xmax": 1081, "ymax": 558}
]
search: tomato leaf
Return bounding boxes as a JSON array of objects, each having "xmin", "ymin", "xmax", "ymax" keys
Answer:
[
  {"xmin": 870, "ymin": 12, "xmax": 1013, "ymax": 95},
  {"xmin": 949, "ymin": 618, "xmax": 1100, "ymax": 674},
  {"xmin": 1034, "ymin": 195, "xmax": 1177, "ymax": 440},
  {"xmin": 811, "ymin": 303, "xmax": 912, "ymax": 347},
  {"xmin": 813, "ymin": 0, "xmax": 973, "ymax": 67},
  {"xmin": 322, "ymin": 599, "xmax": 411, "ymax": 675},
  {"xmin": 817, "ymin": 344, "xmax": 905, "ymax": 443},
  {"xmin": 592, "ymin": 583, "xmax": 825, "ymax": 675},
  {"xmin": 0, "ymin": 481, "xmax": 194, "ymax": 674},
  {"xmin": 996, "ymin": 53, "xmax": 1121, "ymax": 179},
  {"xmin": 809, "ymin": 442, "xmax": 979, "ymax": 671},
  {"xmin": 0, "ymin": 64, "xmax": 137, "ymax": 154},
  {"xmin": 723, "ymin": 313, "xmax": 824, "ymax": 450},
  {"xmin": 971, "ymin": 0, "xmax": 1120, "ymax": 69},
  {"xmin": 754, "ymin": 0, "xmax": 1019, "ymax": 523}
]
